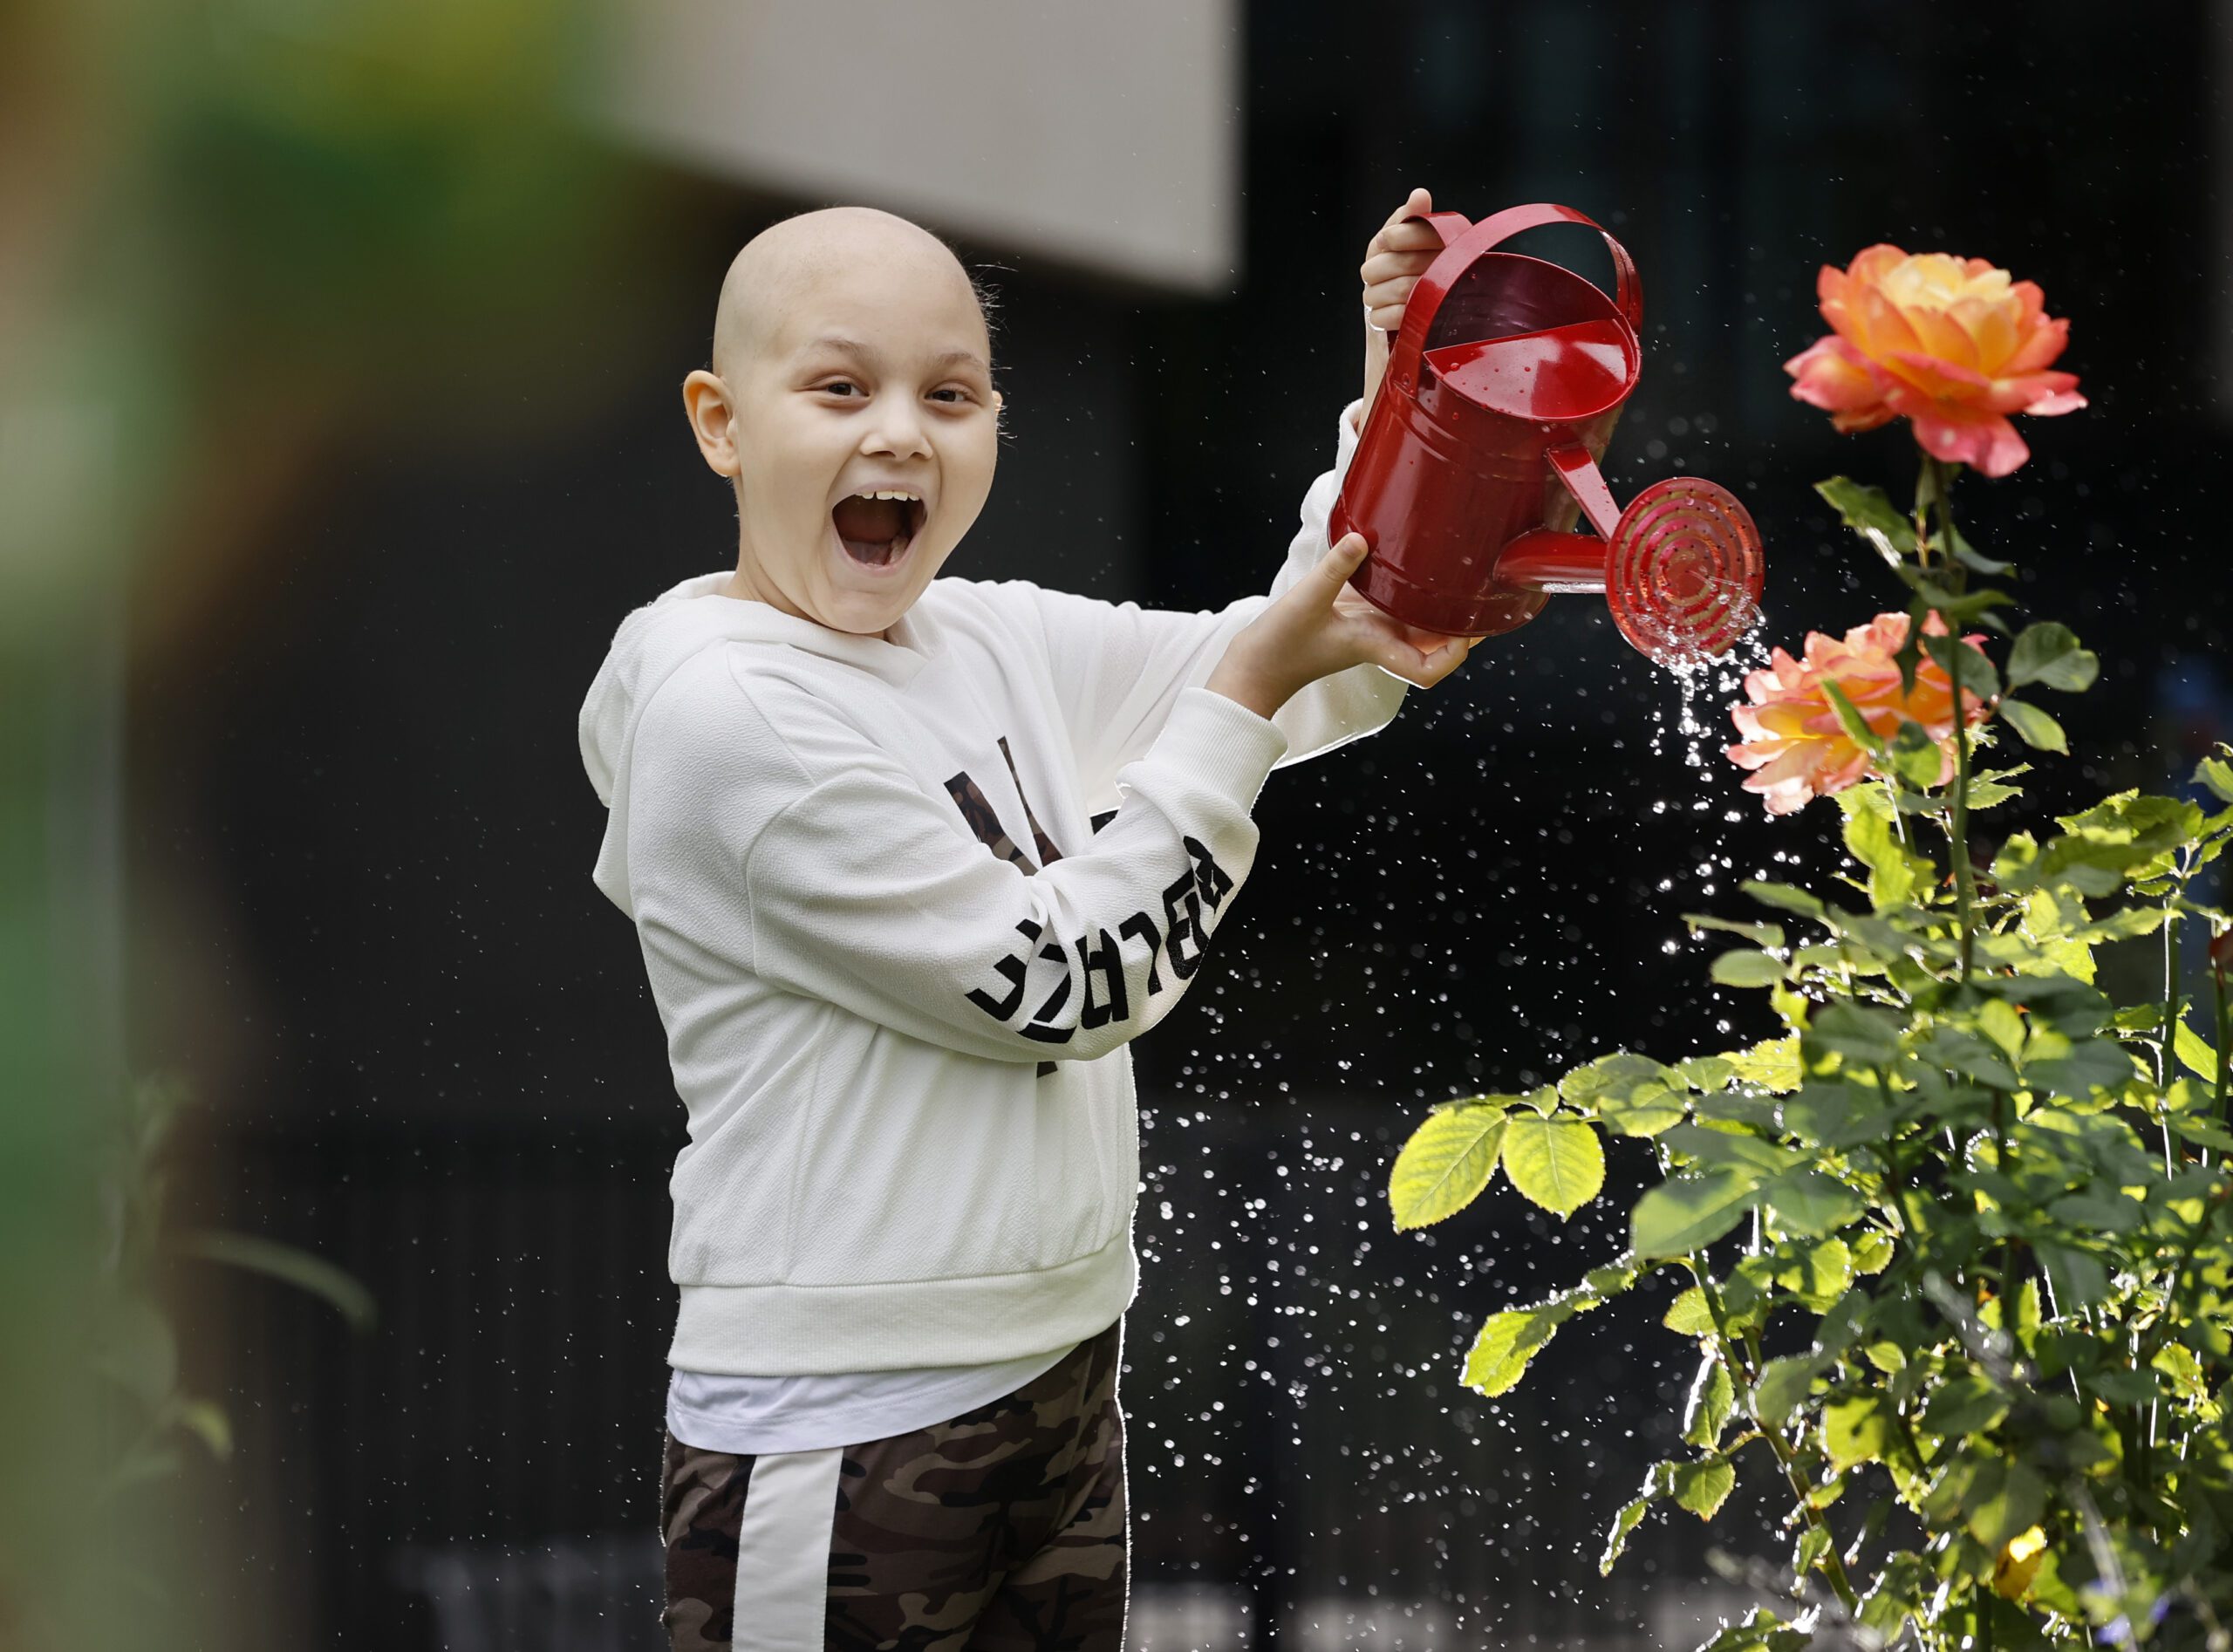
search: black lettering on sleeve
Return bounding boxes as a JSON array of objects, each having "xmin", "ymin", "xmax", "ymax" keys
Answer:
[
  {"xmin": 1117, "ymin": 911, "xmax": 1164, "ymax": 995},
  {"xmin": 1162, "ymin": 870, "xmax": 1205, "ymax": 981},
  {"xmin": 1076, "ymin": 928, "xmax": 1129, "ymax": 1029},
  {"xmin": 966, "ymin": 918, "xmax": 1042, "ymax": 1022},
  {"xmin": 1182, "ymin": 836, "xmax": 1235, "ymax": 913},
  {"xmin": 1020, "ymin": 942, "xmax": 1076, "ymax": 1044}
]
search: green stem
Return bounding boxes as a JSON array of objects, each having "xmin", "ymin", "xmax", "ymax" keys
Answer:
[
  {"xmin": 2215, "ymin": 963, "xmax": 2230, "ymax": 1128},
  {"xmin": 1695, "ymin": 1266, "xmax": 1865, "ymax": 1616}
]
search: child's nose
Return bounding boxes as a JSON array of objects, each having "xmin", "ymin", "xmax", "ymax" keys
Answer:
[{"xmin": 860, "ymin": 402, "xmax": 932, "ymax": 459}]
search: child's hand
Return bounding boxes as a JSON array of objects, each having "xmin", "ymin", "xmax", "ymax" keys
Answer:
[
  {"xmin": 1206, "ymin": 534, "xmax": 1477, "ymax": 720},
  {"xmin": 1360, "ymin": 187, "xmax": 1446, "ymax": 412}
]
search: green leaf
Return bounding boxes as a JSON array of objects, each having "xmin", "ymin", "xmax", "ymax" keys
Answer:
[
  {"xmin": 1672, "ymin": 1453, "xmax": 1738, "ymax": 1520},
  {"xmin": 1754, "ymin": 1352, "xmax": 1827, "ymax": 1426},
  {"xmin": 1499, "ymin": 1116, "xmax": 1605, "ymax": 1219},
  {"xmin": 1843, "ymin": 803, "xmax": 1924, "ymax": 910},
  {"xmin": 1819, "ymin": 679, "xmax": 1885, "ymax": 757},
  {"xmin": 1763, "ymin": 1171, "xmax": 1865, "ymax": 1239},
  {"xmin": 1887, "ymin": 719, "xmax": 1945, "ymax": 792},
  {"xmin": 1677, "ymin": 1055, "xmax": 1736, "ymax": 1092},
  {"xmin": 1822, "ymin": 1392, "xmax": 1891, "ymax": 1470},
  {"xmin": 1632, "ymin": 1168, "xmax": 1761, "ymax": 1258},
  {"xmin": 1710, "ymin": 949, "xmax": 1787, "ymax": 988},
  {"xmin": 1997, "ymin": 699, "xmax": 2067, "ymax": 754},
  {"xmin": 2035, "ymin": 1241, "xmax": 2111, "ymax": 1311},
  {"xmin": 181, "ymin": 1230, "xmax": 378, "ymax": 1333},
  {"xmin": 1773, "ymin": 1236, "xmax": 1854, "ymax": 1310},
  {"xmin": 1560, "ymin": 1052, "xmax": 1690, "ymax": 1137},
  {"xmin": 1683, "ymin": 914, "xmax": 1786, "ymax": 948},
  {"xmin": 2196, "ymin": 752, "xmax": 2233, "ymax": 804},
  {"xmin": 1923, "ymin": 629, "xmax": 2003, "ymax": 704},
  {"xmin": 2005, "ymin": 622, "xmax": 2100, "ymax": 693},
  {"xmin": 1663, "ymin": 1285, "xmax": 1716, "ymax": 1337},
  {"xmin": 1388, "ymin": 1106, "xmax": 1508, "ymax": 1232},
  {"xmin": 1724, "ymin": 1034, "xmax": 1803, "ymax": 1095},
  {"xmin": 1683, "ymin": 1351, "xmax": 1737, "ymax": 1448},
  {"xmin": 1964, "ymin": 1458, "xmax": 2048, "ymax": 1552},
  {"xmin": 1600, "ymin": 1461, "xmax": 1676, "ymax": 1573},
  {"xmin": 1966, "ymin": 765, "xmax": 2031, "ymax": 810},
  {"xmin": 1742, "ymin": 881, "xmax": 1830, "ymax": 918},
  {"xmin": 1462, "ymin": 1290, "xmax": 1597, "ymax": 1396},
  {"xmin": 2086, "ymin": 1366, "xmax": 2160, "ymax": 1408},
  {"xmin": 1660, "ymin": 1123, "xmax": 1798, "ymax": 1176},
  {"xmin": 1852, "ymin": 1230, "xmax": 1895, "ymax": 1274},
  {"xmin": 1807, "ymin": 1001, "xmax": 1904, "ymax": 1069},
  {"xmin": 2046, "ymin": 1190, "xmax": 2142, "ymax": 1234},
  {"xmin": 1920, "ymin": 1374, "xmax": 2010, "ymax": 1438},
  {"xmin": 1816, "ymin": 476, "xmax": 1912, "ymax": 562},
  {"xmin": 2174, "ymin": 1021, "xmax": 2221, "ymax": 1084}
]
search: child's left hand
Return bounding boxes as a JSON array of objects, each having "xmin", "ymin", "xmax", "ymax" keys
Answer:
[{"xmin": 1359, "ymin": 187, "xmax": 1446, "ymax": 413}]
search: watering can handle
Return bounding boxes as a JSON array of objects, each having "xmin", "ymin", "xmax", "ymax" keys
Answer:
[{"xmin": 1387, "ymin": 203, "xmax": 1645, "ymax": 396}]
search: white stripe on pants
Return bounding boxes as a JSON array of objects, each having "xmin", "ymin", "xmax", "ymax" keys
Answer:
[{"xmin": 731, "ymin": 1447, "xmax": 845, "ymax": 1650}]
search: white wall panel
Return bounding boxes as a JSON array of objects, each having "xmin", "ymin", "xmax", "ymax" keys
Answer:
[{"xmin": 592, "ymin": 0, "xmax": 1241, "ymax": 292}]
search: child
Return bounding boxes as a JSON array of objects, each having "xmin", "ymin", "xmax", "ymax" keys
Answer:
[{"xmin": 580, "ymin": 192, "xmax": 1461, "ymax": 1651}]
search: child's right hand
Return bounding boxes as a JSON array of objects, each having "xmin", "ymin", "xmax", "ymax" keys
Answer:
[{"xmin": 1205, "ymin": 533, "xmax": 1476, "ymax": 719}]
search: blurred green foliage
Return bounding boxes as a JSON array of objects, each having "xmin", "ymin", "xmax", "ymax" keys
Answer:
[{"xmin": 1, "ymin": 0, "xmax": 624, "ymax": 1642}]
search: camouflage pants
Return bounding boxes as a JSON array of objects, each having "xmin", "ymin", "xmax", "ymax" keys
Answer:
[{"xmin": 659, "ymin": 1321, "xmax": 1126, "ymax": 1650}]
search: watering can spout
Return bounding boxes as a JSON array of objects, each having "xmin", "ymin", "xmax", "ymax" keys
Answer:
[
  {"xmin": 1490, "ymin": 446, "xmax": 1765, "ymax": 668},
  {"xmin": 1328, "ymin": 201, "xmax": 1765, "ymax": 670}
]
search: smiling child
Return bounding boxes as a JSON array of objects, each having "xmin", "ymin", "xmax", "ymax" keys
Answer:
[{"xmin": 580, "ymin": 197, "xmax": 1463, "ymax": 1650}]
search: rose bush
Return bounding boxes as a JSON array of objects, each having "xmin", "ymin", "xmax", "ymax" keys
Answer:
[
  {"xmin": 1728, "ymin": 613, "xmax": 1992, "ymax": 816},
  {"xmin": 1392, "ymin": 251, "xmax": 2233, "ymax": 1649},
  {"xmin": 1786, "ymin": 246, "xmax": 2086, "ymax": 477}
]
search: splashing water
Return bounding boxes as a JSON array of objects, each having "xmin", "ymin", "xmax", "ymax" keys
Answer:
[{"xmin": 1647, "ymin": 619, "xmax": 1771, "ymax": 768}]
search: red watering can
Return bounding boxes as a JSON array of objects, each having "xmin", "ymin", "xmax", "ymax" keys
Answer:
[{"xmin": 1332, "ymin": 203, "xmax": 1764, "ymax": 666}]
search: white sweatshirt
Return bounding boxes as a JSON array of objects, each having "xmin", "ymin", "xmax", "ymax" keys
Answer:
[{"xmin": 581, "ymin": 404, "xmax": 1396, "ymax": 1377}]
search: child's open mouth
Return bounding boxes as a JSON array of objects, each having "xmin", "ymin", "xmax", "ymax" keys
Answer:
[{"xmin": 832, "ymin": 491, "xmax": 927, "ymax": 570}]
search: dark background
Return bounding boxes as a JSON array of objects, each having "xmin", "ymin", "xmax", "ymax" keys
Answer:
[{"xmin": 140, "ymin": 3, "xmax": 2232, "ymax": 1646}]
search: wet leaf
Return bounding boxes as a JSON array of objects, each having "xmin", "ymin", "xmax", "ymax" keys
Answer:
[
  {"xmin": 1762, "ymin": 1170, "xmax": 1865, "ymax": 1237},
  {"xmin": 1816, "ymin": 476, "xmax": 1911, "ymax": 563},
  {"xmin": 1663, "ymin": 1285, "xmax": 1717, "ymax": 1337},
  {"xmin": 1388, "ymin": 1106, "xmax": 1507, "ymax": 1231},
  {"xmin": 1754, "ymin": 1352, "xmax": 1827, "ymax": 1425},
  {"xmin": 2173, "ymin": 1021, "xmax": 2220, "ymax": 1084},
  {"xmin": 1996, "ymin": 698, "xmax": 2067, "ymax": 754},
  {"xmin": 1683, "ymin": 1352, "xmax": 1736, "ymax": 1449},
  {"xmin": 1499, "ymin": 1115, "xmax": 1604, "ymax": 1219},
  {"xmin": 1600, "ymin": 1461, "xmax": 1676, "ymax": 1573},
  {"xmin": 2005, "ymin": 622, "xmax": 2099, "ymax": 693},
  {"xmin": 1920, "ymin": 1374, "xmax": 2009, "ymax": 1438},
  {"xmin": 1632, "ymin": 1168, "xmax": 1760, "ymax": 1258},
  {"xmin": 1724, "ymin": 1034, "xmax": 1802, "ymax": 1094},
  {"xmin": 1672, "ymin": 1453, "xmax": 1737, "ymax": 1519},
  {"xmin": 1822, "ymin": 1391, "xmax": 1891, "ymax": 1470},
  {"xmin": 1742, "ymin": 881, "xmax": 1830, "ymax": 918},
  {"xmin": 1710, "ymin": 949, "xmax": 1787, "ymax": 988},
  {"xmin": 1462, "ymin": 1289, "xmax": 1598, "ymax": 1396}
]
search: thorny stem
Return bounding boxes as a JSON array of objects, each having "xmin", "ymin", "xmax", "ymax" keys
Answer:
[{"xmin": 1692, "ymin": 1264, "xmax": 1865, "ymax": 1615}]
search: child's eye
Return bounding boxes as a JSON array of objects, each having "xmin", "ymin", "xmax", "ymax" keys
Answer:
[
  {"xmin": 928, "ymin": 386, "xmax": 973, "ymax": 405},
  {"xmin": 818, "ymin": 379, "xmax": 863, "ymax": 398}
]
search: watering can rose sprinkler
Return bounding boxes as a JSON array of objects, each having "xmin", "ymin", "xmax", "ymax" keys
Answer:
[{"xmin": 1334, "ymin": 203, "xmax": 1765, "ymax": 666}]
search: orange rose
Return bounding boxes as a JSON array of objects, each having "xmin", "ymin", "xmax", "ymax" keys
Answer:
[
  {"xmin": 1786, "ymin": 246, "xmax": 2085, "ymax": 477},
  {"xmin": 1725, "ymin": 612, "xmax": 1991, "ymax": 816}
]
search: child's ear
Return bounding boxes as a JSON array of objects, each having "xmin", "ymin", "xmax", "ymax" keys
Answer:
[{"xmin": 682, "ymin": 370, "xmax": 741, "ymax": 477}]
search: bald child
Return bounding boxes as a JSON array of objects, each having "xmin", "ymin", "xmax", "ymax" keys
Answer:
[{"xmin": 579, "ymin": 196, "xmax": 1466, "ymax": 1650}]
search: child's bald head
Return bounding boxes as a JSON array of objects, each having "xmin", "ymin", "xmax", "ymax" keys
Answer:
[
  {"xmin": 710, "ymin": 207, "xmax": 993, "ymax": 385},
  {"xmin": 681, "ymin": 205, "xmax": 1004, "ymax": 639}
]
